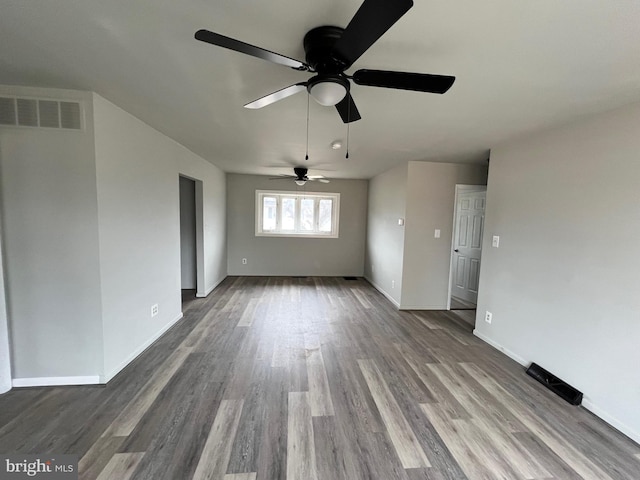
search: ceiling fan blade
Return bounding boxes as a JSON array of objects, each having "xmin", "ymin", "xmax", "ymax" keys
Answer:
[
  {"xmin": 307, "ymin": 175, "xmax": 325, "ymax": 179},
  {"xmin": 332, "ymin": 0, "xmax": 413, "ymax": 69},
  {"xmin": 269, "ymin": 175, "xmax": 295, "ymax": 180},
  {"xmin": 335, "ymin": 92, "xmax": 362, "ymax": 123},
  {"xmin": 195, "ymin": 29, "xmax": 308, "ymax": 70},
  {"xmin": 316, "ymin": 179, "xmax": 331, "ymax": 183},
  {"xmin": 352, "ymin": 69, "xmax": 455, "ymax": 94},
  {"xmin": 244, "ymin": 83, "xmax": 308, "ymax": 109}
]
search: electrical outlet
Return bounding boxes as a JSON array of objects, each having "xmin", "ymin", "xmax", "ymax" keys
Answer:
[
  {"xmin": 485, "ymin": 311, "xmax": 492, "ymax": 324},
  {"xmin": 434, "ymin": 229, "xmax": 441, "ymax": 238},
  {"xmin": 151, "ymin": 304, "xmax": 158, "ymax": 317},
  {"xmin": 391, "ymin": 280, "xmax": 395, "ymax": 289},
  {"xmin": 242, "ymin": 258, "xmax": 247, "ymax": 265}
]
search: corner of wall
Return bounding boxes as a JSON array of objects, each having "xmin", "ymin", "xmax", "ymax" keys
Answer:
[
  {"xmin": 92, "ymin": 93, "xmax": 228, "ymax": 381},
  {"xmin": 1, "ymin": 85, "xmax": 104, "ymax": 383},
  {"xmin": 0, "ymin": 219, "xmax": 12, "ymax": 394},
  {"xmin": 364, "ymin": 275, "xmax": 400, "ymax": 309}
]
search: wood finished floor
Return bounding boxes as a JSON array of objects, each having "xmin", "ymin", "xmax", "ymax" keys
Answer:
[
  {"xmin": 1, "ymin": 277, "xmax": 638, "ymax": 480},
  {"xmin": 450, "ymin": 296, "xmax": 476, "ymax": 310},
  {"xmin": 447, "ymin": 309, "xmax": 476, "ymax": 329}
]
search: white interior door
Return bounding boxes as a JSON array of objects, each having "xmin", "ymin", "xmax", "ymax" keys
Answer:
[{"xmin": 451, "ymin": 189, "xmax": 486, "ymax": 304}]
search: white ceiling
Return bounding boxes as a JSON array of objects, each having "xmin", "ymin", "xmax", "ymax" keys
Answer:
[{"xmin": 1, "ymin": 0, "xmax": 639, "ymax": 179}]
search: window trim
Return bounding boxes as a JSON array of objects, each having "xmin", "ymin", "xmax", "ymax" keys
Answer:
[{"xmin": 255, "ymin": 190, "xmax": 340, "ymax": 238}]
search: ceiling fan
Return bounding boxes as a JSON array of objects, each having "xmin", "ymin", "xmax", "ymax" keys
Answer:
[
  {"xmin": 270, "ymin": 167, "xmax": 330, "ymax": 186},
  {"xmin": 195, "ymin": 0, "xmax": 455, "ymax": 123}
]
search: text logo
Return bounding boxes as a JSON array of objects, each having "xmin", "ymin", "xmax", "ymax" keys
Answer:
[{"xmin": 0, "ymin": 455, "xmax": 77, "ymax": 480}]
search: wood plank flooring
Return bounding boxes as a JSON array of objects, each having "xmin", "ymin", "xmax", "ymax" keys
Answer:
[
  {"xmin": 450, "ymin": 296, "xmax": 476, "ymax": 310},
  {"xmin": 1, "ymin": 276, "xmax": 638, "ymax": 479}
]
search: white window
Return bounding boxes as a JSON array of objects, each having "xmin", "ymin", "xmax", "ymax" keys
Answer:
[{"xmin": 256, "ymin": 190, "xmax": 340, "ymax": 238}]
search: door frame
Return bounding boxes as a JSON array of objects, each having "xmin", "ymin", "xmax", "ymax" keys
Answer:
[
  {"xmin": 446, "ymin": 184, "xmax": 487, "ymax": 310},
  {"xmin": 178, "ymin": 174, "xmax": 206, "ymax": 297},
  {"xmin": 0, "ymin": 213, "xmax": 12, "ymax": 393}
]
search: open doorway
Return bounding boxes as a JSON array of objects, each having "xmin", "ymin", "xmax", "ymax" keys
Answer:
[
  {"xmin": 447, "ymin": 185, "xmax": 486, "ymax": 327},
  {"xmin": 179, "ymin": 175, "xmax": 204, "ymax": 308}
]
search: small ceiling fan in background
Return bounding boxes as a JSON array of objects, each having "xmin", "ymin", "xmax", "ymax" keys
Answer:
[
  {"xmin": 195, "ymin": 0, "xmax": 455, "ymax": 123},
  {"xmin": 270, "ymin": 167, "xmax": 330, "ymax": 185}
]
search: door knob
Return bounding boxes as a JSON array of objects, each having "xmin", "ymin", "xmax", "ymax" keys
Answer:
[{"xmin": 454, "ymin": 249, "xmax": 459, "ymax": 253}]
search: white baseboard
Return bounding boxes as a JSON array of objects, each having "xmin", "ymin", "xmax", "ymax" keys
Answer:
[
  {"xmin": 473, "ymin": 330, "xmax": 640, "ymax": 446},
  {"xmin": 13, "ymin": 376, "xmax": 101, "ymax": 387},
  {"xmin": 103, "ymin": 312, "xmax": 184, "ymax": 382},
  {"xmin": 582, "ymin": 399, "xmax": 640, "ymax": 445},
  {"xmin": 364, "ymin": 276, "xmax": 400, "ymax": 308},
  {"xmin": 472, "ymin": 329, "xmax": 528, "ymax": 366},
  {"xmin": 399, "ymin": 304, "xmax": 448, "ymax": 310},
  {"xmin": 196, "ymin": 276, "xmax": 226, "ymax": 298}
]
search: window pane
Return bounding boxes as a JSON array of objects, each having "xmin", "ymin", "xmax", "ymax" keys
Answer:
[
  {"xmin": 262, "ymin": 196, "xmax": 277, "ymax": 231},
  {"xmin": 281, "ymin": 197, "xmax": 296, "ymax": 230},
  {"xmin": 319, "ymin": 199, "xmax": 332, "ymax": 232},
  {"xmin": 256, "ymin": 191, "xmax": 338, "ymax": 237},
  {"xmin": 300, "ymin": 198, "xmax": 314, "ymax": 231}
]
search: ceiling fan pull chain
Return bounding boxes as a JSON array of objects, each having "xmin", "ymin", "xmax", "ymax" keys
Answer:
[
  {"xmin": 346, "ymin": 125, "xmax": 350, "ymax": 159},
  {"xmin": 346, "ymin": 97, "xmax": 350, "ymax": 159},
  {"xmin": 305, "ymin": 94, "xmax": 310, "ymax": 161}
]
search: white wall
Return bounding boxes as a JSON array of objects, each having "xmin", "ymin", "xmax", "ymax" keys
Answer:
[
  {"xmin": 179, "ymin": 176, "xmax": 197, "ymax": 289},
  {"xmin": 0, "ymin": 88, "xmax": 226, "ymax": 385},
  {"xmin": 93, "ymin": 94, "xmax": 227, "ymax": 380},
  {"xmin": 180, "ymin": 172, "xmax": 226, "ymax": 299},
  {"xmin": 475, "ymin": 101, "xmax": 640, "ymax": 443},
  {"xmin": 365, "ymin": 162, "xmax": 488, "ymax": 308},
  {"xmin": 0, "ymin": 216, "xmax": 12, "ymax": 393},
  {"xmin": 227, "ymin": 174, "xmax": 367, "ymax": 276},
  {"xmin": 0, "ymin": 86, "xmax": 104, "ymax": 382},
  {"xmin": 401, "ymin": 162, "xmax": 488, "ymax": 309},
  {"xmin": 365, "ymin": 164, "xmax": 408, "ymax": 306}
]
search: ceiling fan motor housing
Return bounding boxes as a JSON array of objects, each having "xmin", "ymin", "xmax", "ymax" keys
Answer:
[
  {"xmin": 303, "ymin": 26, "xmax": 347, "ymax": 73},
  {"xmin": 303, "ymin": 26, "xmax": 351, "ymax": 105},
  {"xmin": 293, "ymin": 167, "xmax": 309, "ymax": 180}
]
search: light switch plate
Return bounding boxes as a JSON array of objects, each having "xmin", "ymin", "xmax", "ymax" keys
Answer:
[
  {"xmin": 492, "ymin": 235, "xmax": 500, "ymax": 248},
  {"xmin": 434, "ymin": 229, "xmax": 441, "ymax": 238}
]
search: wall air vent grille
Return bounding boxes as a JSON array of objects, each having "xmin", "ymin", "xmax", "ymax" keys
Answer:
[
  {"xmin": 0, "ymin": 96, "xmax": 83, "ymax": 130},
  {"xmin": 60, "ymin": 101, "xmax": 81, "ymax": 129},
  {"xmin": 38, "ymin": 100, "xmax": 60, "ymax": 128},
  {"xmin": 0, "ymin": 97, "xmax": 17, "ymax": 125},
  {"xmin": 17, "ymin": 98, "xmax": 38, "ymax": 126}
]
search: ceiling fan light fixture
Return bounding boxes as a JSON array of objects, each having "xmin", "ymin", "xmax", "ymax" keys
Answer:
[
  {"xmin": 294, "ymin": 179, "xmax": 307, "ymax": 186},
  {"xmin": 307, "ymin": 75, "xmax": 348, "ymax": 107}
]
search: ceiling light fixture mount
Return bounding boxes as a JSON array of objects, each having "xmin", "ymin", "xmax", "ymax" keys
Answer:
[{"xmin": 331, "ymin": 140, "xmax": 342, "ymax": 150}]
